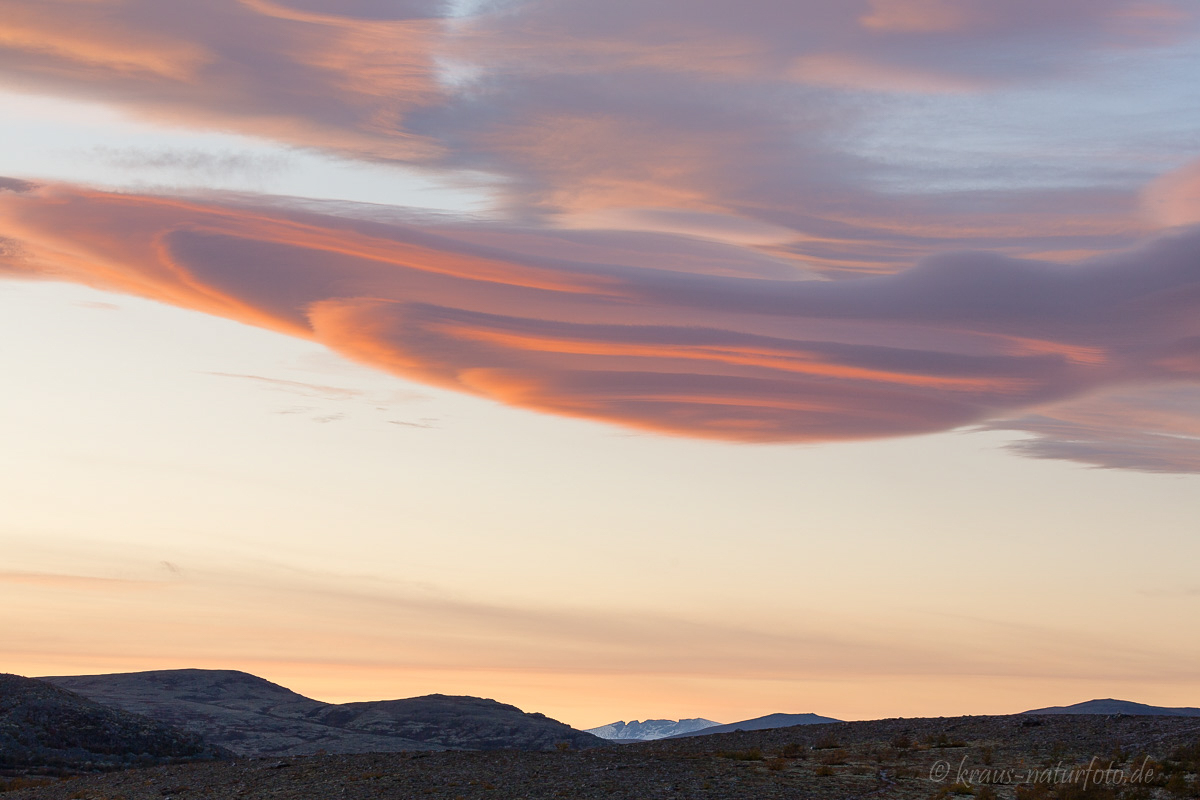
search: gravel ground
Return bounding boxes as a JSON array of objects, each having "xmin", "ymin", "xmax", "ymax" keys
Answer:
[{"xmin": 5, "ymin": 714, "xmax": 1199, "ymax": 800}]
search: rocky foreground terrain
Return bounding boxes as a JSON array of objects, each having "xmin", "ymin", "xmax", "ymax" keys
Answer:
[
  {"xmin": 5, "ymin": 713, "xmax": 1199, "ymax": 799},
  {"xmin": 43, "ymin": 671, "xmax": 601, "ymax": 756}
]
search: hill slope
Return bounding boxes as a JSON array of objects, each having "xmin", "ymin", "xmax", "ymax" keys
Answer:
[
  {"xmin": 43, "ymin": 670, "xmax": 602, "ymax": 756},
  {"xmin": 0, "ymin": 674, "xmax": 225, "ymax": 774},
  {"xmin": 310, "ymin": 695, "xmax": 601, "ymax": 751}
]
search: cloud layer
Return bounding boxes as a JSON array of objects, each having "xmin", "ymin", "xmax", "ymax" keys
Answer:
[
  {"xmin": 1, "ymin": 0, "xmax": 1193, "ymax": 273},
  {"xmin": 2, "ymin": 183, "xmax": 1197, "ymax": 447},
  {"xmin": 0, "ymin": 1, "xmax": 1198, "ymax": 466}
]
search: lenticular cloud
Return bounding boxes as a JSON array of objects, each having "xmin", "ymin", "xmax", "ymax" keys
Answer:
[{"xmin": 2, "ymin": 184, "xmax": 1197, "ymax": 449}]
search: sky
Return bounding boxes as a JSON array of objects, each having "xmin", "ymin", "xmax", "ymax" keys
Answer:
[{"xmin": 1, "ymin": 0, "xmax": 1199, "ymax": 729}]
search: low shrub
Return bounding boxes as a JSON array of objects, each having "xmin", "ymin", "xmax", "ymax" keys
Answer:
[
  {"xmin": 813, "ymin": 733, "xmax": 841, "ymax": 750},
  {"xmin": 818, "ymin": 748, "xmax": 849, "ymax": 766},
  {"xmin": 718, "ymin": 747, "xmax": 763, "ymax": 761},
  {"xmin": 926, "ymin": 732, "xmax": 967, "ymax": 749},
  {"xmin": 780, "ymin": 742, "xmax": 805, "ymax": 759},
  {"xmin": 0, "ymin": 777, "xmax": 54, "ymax": 793}
]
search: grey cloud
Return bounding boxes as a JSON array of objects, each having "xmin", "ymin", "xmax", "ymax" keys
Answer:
[
  {"xmin": 986, "ymin": 386, "xmax": 1200, "ymax": 473},
  {"xmin": 85, "ymin": 148, "xmax": 292, "ymax": 180},
  {"xmin": 0, "ymin": 177, "xmax": 36, "ymax": 193}
]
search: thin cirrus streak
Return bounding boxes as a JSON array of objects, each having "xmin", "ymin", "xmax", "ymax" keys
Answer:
[
  {"xmin": 2, "ymin": 181, "xmax": 1198, "ymax": 445},
  {"xmin": 0, "ymin": 571, "xmax": 162, "ymax": 590}
]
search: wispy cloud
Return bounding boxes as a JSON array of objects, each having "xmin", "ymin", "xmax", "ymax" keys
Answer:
[
  {"xmin": 205, "ymin": 372, "xmax": 364, "ymax": 401},
  {"xmin": 205, "ymin": 370, "xmax": 428, "ymax": 426},
  {"xmin": 0, "ymin": 571, "xmax": 164, "ymax": 590},
  {"xmin": 82, "ymin": 148, "xmax": 292, "ymax": 183},
  {"xmin": 387, "ymin": 418, "xmax": 437, "ymax": 429},
  {"xmin": 4, "ymin": 554, "xmax": 1184, "ymax": 683},
  {"xmin": 986, "ymin": 386, "xmax": 1200, "ymax": 473}
]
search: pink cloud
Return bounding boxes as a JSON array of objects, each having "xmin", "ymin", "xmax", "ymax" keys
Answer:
[
  {"xmin": 3, "ymin": 182, "xmax": 1198, "ymax": 444},
  {"xmin": 788, "ymin": 53, "xmax": 981, "ymax": 94},
  {"xmin": 859, "ymin": 0, "xmax": 976, "ymax": 34},
  {"xmin": 1143, "ymin": 158, "xmax": 1200, "ymax": 229}
]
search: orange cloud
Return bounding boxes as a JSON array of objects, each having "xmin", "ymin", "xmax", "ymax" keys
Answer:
[{"xmin": 0, "ymin": 0, "xmax": 444, "ymax": 161}]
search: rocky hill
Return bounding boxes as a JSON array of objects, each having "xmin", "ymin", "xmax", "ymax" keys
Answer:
[
  {"xmin": 0, "ymin": 674, "xmax": 225, "ymax": 775},
  {"xmin": 307, "ymin": 695, "xmax": 600, "ymax": 751},
  {"xmin": 43, "ymin": 670, "xmax": 602, "ymax": 756}
]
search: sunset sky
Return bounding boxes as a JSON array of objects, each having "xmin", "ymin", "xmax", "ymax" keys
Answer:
[{"xmin": 2, "ymin": 0, "xmax": 1199, "ymax": 729}]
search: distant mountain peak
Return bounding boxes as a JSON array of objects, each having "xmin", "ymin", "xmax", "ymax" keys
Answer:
[
  {"xmin": 586, "ymin": 718, "xmax": 722, "ymax": 741},
  {"xmin": 1023, "ymin": 699, "xmax": 1200, "ymax": 717}
]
